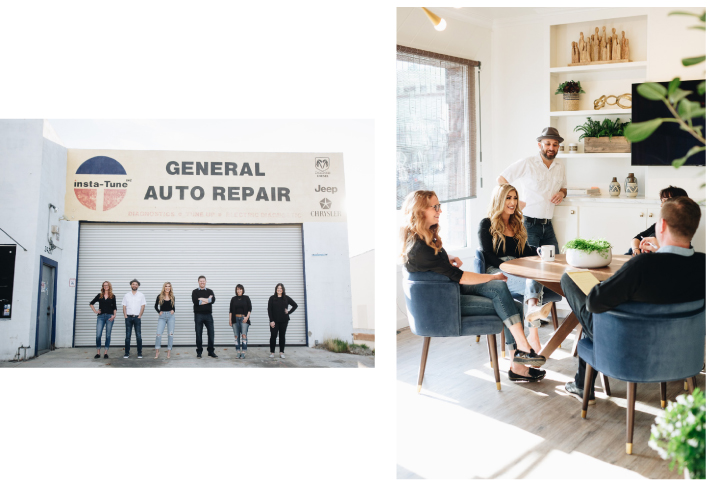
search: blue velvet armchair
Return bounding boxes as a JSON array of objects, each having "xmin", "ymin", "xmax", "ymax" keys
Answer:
[
  {"xmin": 402, "ymin": 268, "xmax": 506, "ymax": 392},
  {"xmin": 578, "ymin": 299, "xmax": 706, "ymax": 454}
]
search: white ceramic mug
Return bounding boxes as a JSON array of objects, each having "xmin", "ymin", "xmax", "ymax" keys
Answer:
[{"xmin": 537, "ymin": 245, "xmax": 555, "ymax": 262}]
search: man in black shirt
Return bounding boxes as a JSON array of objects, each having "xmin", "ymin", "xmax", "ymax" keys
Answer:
[
  {"xmin": 561, "ymin": 196, "xmax": 705, "ymax": 403},
  {"xmin": 192, "ymin": 275, "xmax": 217, "ymax": 358}
]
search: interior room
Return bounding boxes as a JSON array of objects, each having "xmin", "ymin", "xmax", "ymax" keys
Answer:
[{"xmin": 397, "ymin": 7, "xmax": 706, "ymax": 479}]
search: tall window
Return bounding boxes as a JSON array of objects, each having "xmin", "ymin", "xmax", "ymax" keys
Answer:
[{"xmin": 396, "ymin": 45, "xmax": 479, "ymax": 248}]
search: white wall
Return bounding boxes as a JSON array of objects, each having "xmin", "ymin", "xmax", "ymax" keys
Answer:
[
  {"xmin": 350, "ymin": 249, "xmax": 374, "ymax": 333},
  {"xmin": 302, "ymin": 221, "xmax": 354, "ymax": 345},
  {"xmin": 0, "ymin": 120, "xmax": 70, "ymax": 360}
]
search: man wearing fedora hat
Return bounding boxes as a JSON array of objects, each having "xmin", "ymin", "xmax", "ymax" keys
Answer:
[{"xmin": 497, "ymin": 126, "xmax": 567, "ymax": 253}]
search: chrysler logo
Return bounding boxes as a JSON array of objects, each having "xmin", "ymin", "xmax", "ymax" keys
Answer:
[{"xmin": 319, "ymin": 198, "xmax": 332, "ymax": 209}]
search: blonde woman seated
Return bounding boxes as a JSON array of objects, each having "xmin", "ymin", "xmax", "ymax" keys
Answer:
[
  {"xmin": 478, "ymin": 184, "xmax": 555, "ymax": 354},
  {"xmin": 401, "ymin": 190, "xmax": 546, "ymax": 381}
]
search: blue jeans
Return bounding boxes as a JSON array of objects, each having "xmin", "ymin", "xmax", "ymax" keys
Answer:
[
  {"xmin": 232, "ymin": 317, "xmax": 249, "ymax": 351},
  {"xmin": 96, "ymin": 313, "xmax": 114, "ymax": 349},
  {"xmin": 460, "ymin": 280, "xmax": 524, "ymax": 351},
  {"xmin": 155, "ymin": 313, "xmax": 175, "ymax": 350},
  {"xmin": 125, "ymin": 316, "xmax": 142, "ymax": 355},
  {"xmin": 486, "ymin": 256, "xmax": 544, "ymax": 328},
  {"xmin": 524, "ymin": 217, "xmax": 559, "ymax": 253}
]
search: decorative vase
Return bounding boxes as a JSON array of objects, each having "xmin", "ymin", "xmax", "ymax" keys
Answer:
[
  {"xmin": 563, "ymin": 93, "xmax": 580, "ymax": 111},
  {"xmin": 565, "ymin": 248, "xmax": 612, "ymax": 268},
  {"xmin": 609, "ymin": 177, "xmax": 621, "ymax": 197},
  {"xmin": 625, "ymin": 172, "xmax": 638, "ymax": 198}
]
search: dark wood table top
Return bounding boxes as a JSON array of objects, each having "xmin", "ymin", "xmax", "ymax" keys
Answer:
[{"xmin": 499, "ymin": 254, "xmax": 631, "ymax": 284}]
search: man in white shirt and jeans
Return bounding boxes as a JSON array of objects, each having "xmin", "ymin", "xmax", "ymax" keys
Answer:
[
  {"xmin": 122, "ymin": 278, "xmax": 146, "ymax": 359},
  {"xmin": 497, "ymin": 126, "xmax": 567, "ymax": 253}
]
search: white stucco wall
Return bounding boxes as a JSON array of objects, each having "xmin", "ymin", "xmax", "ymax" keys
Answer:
[
  {"xmin": 302, "ymin": 221, "xmax": 353, "ymax": 345},
  {"xmin": 350, "ymin": 249, "xmax": 374, "ymax": 333}
]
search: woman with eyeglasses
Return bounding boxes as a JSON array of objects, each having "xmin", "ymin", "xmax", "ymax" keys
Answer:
[
  {"xmin": 401, "ymin": 190, "xmax": 547, "ymax": 382},
  {"xmin": 90, "ymin": 281, "xmax": 117, "ymax": 359},
  {"xmin": 630, "ymin": 186, "xmax": 688, "ymax": 256}
]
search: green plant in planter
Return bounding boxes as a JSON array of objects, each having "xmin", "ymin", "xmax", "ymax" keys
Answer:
[
  {"xmin": 574, "ymin": 117, "xmax": 630, "ymax": 141},
  {"xmin": 555, "ymin": 80, "xmax": 585, "ymax": 95},
  {"xmin": 562, "ymin": 238, "xmax": 612, "ymax": 258},
  {"xmin": 649, "ymin": 388, "xmax": 706, "ymax": 479}
]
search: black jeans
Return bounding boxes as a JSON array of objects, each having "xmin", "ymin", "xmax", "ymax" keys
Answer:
[
  {"xmin": 270, "ymin": 321, "xmax": 288, "ymax": 353},
  {"xmin": 194, "ymin": 313, "xmax": 215, "ymax": 354},
  {"xmin": 560, "ymin": 273, "xmax": 598, "ymax": 396},
  {"xmin": 125, "ymin": 316, "xmax": 142, "ymax": 355}
]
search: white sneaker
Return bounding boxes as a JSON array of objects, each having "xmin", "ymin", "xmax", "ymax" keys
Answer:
[
  {"xmin": 270, "ymin": 353, "xmax": 274, "ymax": 358},
  {"xmin": 280, "ymin": 353, "xmax": 285, "ymax": 359},
  {"xmin": 526, "ymin": 301, "xmax": 553, "ymax": 323}
]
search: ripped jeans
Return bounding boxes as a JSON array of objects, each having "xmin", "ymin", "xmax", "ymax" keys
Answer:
[
  {"xmin": 155, "ymin": 313, "xmax": 175, "ymax": 350},
  {"xmin": 233, "ymin": 317, "xmax": 249, "ymax": 351},
  {"xmin": 486, "ymin": 255, "xmax": 545, "ymax": 329}
]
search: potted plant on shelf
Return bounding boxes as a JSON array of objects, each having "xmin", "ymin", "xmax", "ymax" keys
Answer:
[
  {"xmin": 574, "ymin": 117, "xmax": 631, "ymax": 153},
  {"xmin": 649, "ymin": 389, "xmax": 706, "ymax": 480},
  {"xmin": 555, "ymin": 80, "xmax": 585, "ymax": 111},
  {"xmin": 562, "ymin": 238, "xmax": 612, "ymax": 268}
]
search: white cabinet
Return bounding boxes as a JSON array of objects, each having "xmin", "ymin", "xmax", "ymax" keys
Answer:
[
  {"xmin": 578, "ymin": 206, "xmax": 647, "ymax": 255},
  {"xmin": 552, "ymin": 205, "xmax": 578, "ymax": 249}
]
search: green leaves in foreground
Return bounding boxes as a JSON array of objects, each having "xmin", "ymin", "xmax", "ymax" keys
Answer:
[
  {"xmin": 624, "ymin": 118, "xmax": 664, "ymax": 142},
  {"xmin": 672, "ymin": 146, "xmax": 707, "ymax": 168},
  {"xmin": 682, "ymin": 55, "xmax": 707, "ymax": 66},
  {"xmin": 637, "ymin": 82, "xmax": 668, "ymax": 100}
]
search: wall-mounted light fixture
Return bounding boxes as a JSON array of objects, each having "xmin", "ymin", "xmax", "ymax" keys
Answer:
[{"xmin": 421, "ymin": 7, "xmax": 446, "ymax": 31}]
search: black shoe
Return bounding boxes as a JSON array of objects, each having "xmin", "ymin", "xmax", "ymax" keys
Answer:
[
  {"xmin": 94, "ymin": 354, "xmax": 101, "ymax": 359},
  {"xmin": 103, "ymin": 354, "xmax": 108, "ymax": 359},
  {"xmin": 508, "ymin": 369, "xmax": 545, "ymax": 382},
  {"xmin": 513, "ymin": 349, "xmax": 546, "ymax": 366},
  {"xmin": 208, "ymin": 352, "xmax": 218, "ymax": 358},
  {"xmin": 565, "ymin": 381, "xmax": 595, "ymax": 405},
  {"xmin": 539, "ymin": 318, "xmax": 550, "ymax": 326},
  {"xmin": 196, "ymin": 353, "xmax": 202, "ymax": 359},
  {"xmin": 528, "ymin": 367, "xmax": 546, "ymax": 380}
]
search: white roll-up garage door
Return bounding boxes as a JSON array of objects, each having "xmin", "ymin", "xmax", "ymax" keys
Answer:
[{"xmin": 74, "ymin": 223, "xmax": 307, "ymax": 347}]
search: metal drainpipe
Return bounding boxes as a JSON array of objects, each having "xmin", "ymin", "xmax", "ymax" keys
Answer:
[{"xmin": 15, "ymin": 345, "xmax": 31, "ymax": 361}]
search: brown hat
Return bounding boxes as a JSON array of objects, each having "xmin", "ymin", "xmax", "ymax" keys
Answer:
[{"xmin": 536, "ymin": 127, "xmax": 564, "ymax": 143}]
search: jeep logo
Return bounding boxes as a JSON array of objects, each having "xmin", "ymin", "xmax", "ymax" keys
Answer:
[{"xmin": 315, "ymin": 185, "xmax": 337, "ymax": 194}]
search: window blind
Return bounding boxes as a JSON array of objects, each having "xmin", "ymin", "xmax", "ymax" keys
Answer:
[{"xmin": 396, "ymin": 45, "xmax": 479, "ymax": 209}]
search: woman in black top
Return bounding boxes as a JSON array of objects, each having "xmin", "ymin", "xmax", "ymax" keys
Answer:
[
  {"xmin": 90, "ymin": 281, "xmax": 117, "ymax": 359},
  {"xmin": 267, "ymin": 283, "xmax": 298, "ymax": 358},
  {"xmin": 479, "ymin": 184, "xmax": 556, "ymax": 356},
  {"xmin": 154, "ymin": 282, "xmax": 176, "ymax": 359},
  {"xmin": 229, "ymin": 284, "xmax": 252, "ymax": 359},
  {"xmin": 401, "ymin": 190, "xmax": 546, "ymax": 380},
  {"xmin": 629, "ymin": 186, "xmax": 688, "ymax": 255}
]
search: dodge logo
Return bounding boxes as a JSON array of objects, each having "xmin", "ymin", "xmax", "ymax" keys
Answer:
[
  {"xmin": 319, "ymin": 198, "xmax": 332, "ymax": 209},
  {"xmin": 315, "ymin": 158, "xmax": 330, "ymax": 172}
]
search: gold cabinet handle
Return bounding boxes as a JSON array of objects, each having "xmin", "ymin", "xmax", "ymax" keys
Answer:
[
  {"xmin": 640, "ymin": 213, "xmax": 644, "ymax": 217},
  {"xmin": 649, "ymin": 213, "xmax": 654, "ymax": 217},
  {"xmin": 570, "ymin": 210, "xmax": 575, "ymax": 214}
]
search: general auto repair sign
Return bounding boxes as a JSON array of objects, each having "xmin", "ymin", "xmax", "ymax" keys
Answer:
[{"xmin": 65, "ymin": 150, "xmax": 346, "ymax": 223}]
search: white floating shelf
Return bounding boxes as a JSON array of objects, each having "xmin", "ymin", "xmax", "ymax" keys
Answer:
[
  {"xmin": 557, "ymin": 153, "xmax": 630, "ymax": 159},
  {"xmin": 549, "ymin": 61, "xmax": 647, "ymax": 74},
  {"xmin": 550, "ymin": 109, "xmax": 632, "ymax": 117}
]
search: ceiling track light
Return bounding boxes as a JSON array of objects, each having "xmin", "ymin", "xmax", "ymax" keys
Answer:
[{"xmin": 421, "ymin": 7, "xmax": 446, "ymax": 31}]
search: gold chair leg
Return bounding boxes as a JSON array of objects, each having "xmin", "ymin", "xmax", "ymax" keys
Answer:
[
  {"xmin": 626, "ymin": 382, "xmax": 637, "ymax": 454},
  {"xmin": 417, "ymin": 337, "xmax": 431, "ymax": 393},
  {"xmin": 581, "ymin": 363, "xmax": 593, "ymax": 418},
  {"xmin": 660, "ymin": 382, "xmax": 667, "ymax": 409},
  {"xmin": 476, "ymin": 335, "xmax": 480, "ymax": 342}
]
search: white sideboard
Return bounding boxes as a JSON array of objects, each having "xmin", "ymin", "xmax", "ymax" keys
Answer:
[{"xmin": 553, "ymin": 196, "xmax": 706, "ymax": 254}]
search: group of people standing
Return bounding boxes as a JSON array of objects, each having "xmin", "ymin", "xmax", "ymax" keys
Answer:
[
  {"xmin": 401, "ymin": 126, "xmax": 705, "ymax": 400},
  {"xmin": 90, "ymin": 276, "xmax": 298, "ymax": 360}
]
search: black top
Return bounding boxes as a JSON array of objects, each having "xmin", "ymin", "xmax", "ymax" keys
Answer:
[
  {"xmin": 587, "ymin": 251, "xmax": 706, "ymax": 313},
  {"xmin": 478, "ymin": 218, "xmax": 537, "ymax": 268},
  {"xmin": 155, "ymin": 295, "xmax": 175, "ymax": 313},
  {"xmin": 229, "ymin": 295, "xmax": 253, "ymax": 324},
  {"xmin": 192, "ymin": 288, "xmax": 216, "ymax": 314},
  {"xmin": 90, "ymin": 294, "xmax": 117, "ymax": 314},
  {"xmin": 267, "ymin": 295, "xmax": 298, "ymax": 323},
  {"xmin": 633, "ymin": 223, "xmax": 656, "ymax": 241},
  {"xmin": 404, "ymin": 237, "xmax": 464, "ymax": 283}
]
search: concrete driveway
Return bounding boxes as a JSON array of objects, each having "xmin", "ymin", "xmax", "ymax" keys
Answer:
[{"xmin": 0, "ymin": 346, "xmax": 374, "ymax": 368}]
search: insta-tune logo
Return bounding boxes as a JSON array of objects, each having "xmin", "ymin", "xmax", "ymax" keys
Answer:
[{"xmin": 73, "ymin": 156, "xmax": 131, "ymax": 211}]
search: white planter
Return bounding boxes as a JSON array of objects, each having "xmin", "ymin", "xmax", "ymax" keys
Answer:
[{"xmin": 565, "ymin": 248, "xmax": 612, "ymax": 268}]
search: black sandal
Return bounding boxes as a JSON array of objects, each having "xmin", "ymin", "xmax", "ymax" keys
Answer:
[
  {"xmin": 508, "ymin": 369, "xmax": 545, "ymax": 382},
  {"xmin": 513, "ymin": 349, "xmax": 546, "ymax": 366}
]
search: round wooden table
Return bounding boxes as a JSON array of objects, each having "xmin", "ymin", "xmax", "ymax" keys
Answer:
[{"xmin": 500, "ymin": 253, "xmax": 631, "ymax": 359}]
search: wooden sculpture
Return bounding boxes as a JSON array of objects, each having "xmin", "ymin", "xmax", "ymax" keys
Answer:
[{"xmin": 569, "ymin": 25, "xmax": 631, "ymax": 66}]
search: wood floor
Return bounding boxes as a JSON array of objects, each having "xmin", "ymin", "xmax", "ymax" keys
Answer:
[{"xmin": 397, "ymin": 322, "xmax": 705, "ymax": 480}]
